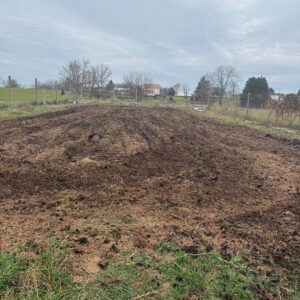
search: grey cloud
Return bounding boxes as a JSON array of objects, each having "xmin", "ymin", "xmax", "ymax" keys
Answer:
[{"xmin": 0, "ymin": 0, "xmax": 299, "ymax": 91}]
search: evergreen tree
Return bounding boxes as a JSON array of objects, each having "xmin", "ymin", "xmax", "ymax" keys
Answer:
[
  {"xmin": 240, "ymin": 77, "xmax": 269, "ymax": 108},
  {"xmin": 194, "ymin": 76, "xmax": 211, "ymax": 104},
  {"xmin": 105, "ymin": 80, "xmax": 115, "ymax": 91},
  {"xmin": 168, "ymin": 87, "xmax": 176, "ymax": 96}
]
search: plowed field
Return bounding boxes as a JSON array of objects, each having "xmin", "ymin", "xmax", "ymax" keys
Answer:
[{"xmin": 0, "ymin": 106, "xmax": 299, "ymax": 277}]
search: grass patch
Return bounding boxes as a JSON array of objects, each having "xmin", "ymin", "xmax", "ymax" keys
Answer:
[
  {"xmin": 198, "ymin": 100, "xmax": 300, "ymax": 140},
  {"xmin": 1, "ymin": 240, "xmax": 299, "ymax": 299},
  {"xmin": 198, "ymin": 109, "xmax": 300, "ymax": 140},
  {"xmin": 0, "ymin": 239, "xmax": 73, "ymax": 299},
  {"xmin": 0, "ymin": 87, "xmax": 71, "ymax": 106}
]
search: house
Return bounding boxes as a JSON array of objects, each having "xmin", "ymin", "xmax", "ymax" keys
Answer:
[
  {"xmin": 145, "ymin": 84, "xmax": 161, "ymax": 96},
  {"xmin": 115, "ymin": 87, "xmax": 130, "ymax": 96},
  {"xmin": 270, "ymin": 94, "xmax": 285, "ymax": 102}
]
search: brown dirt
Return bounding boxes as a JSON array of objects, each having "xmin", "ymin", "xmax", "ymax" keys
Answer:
[{"xmin": 0, "ymin": 106, "xmax": 299, "ymax": 275}]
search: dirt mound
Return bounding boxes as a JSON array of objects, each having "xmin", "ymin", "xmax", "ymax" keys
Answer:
[
  {"xmin": 0, "ymin": 107, "xmax": 259, "ymax": 203},
  {"xmin": 0, "ymin": 106, "xmax": 299, "ymax": 275}
]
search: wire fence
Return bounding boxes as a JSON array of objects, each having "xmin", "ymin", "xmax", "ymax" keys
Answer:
[
  {"xmin": 1, "ymin": 76, "xmax": 299, "ymax": 130},
  {"xmin": 201, "ymin": 93, "xmax": 300, "ymax": 130},
  {"xmin": 0, "ymin": 76, "xmax": 189, "ymax": 109}
]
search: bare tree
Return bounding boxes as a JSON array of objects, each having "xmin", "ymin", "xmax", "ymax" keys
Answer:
[
  {"xmin": 61, "ymin": 59, "xmax": 83, "ymax": 95},
  {"xmin": 182, "ymin": 83, "xmax": 189, "ymax": 97},
  {"xmin": 123, "ymin": 72, "xmax": 152, "ymax": 101},
  {"xmin": 211, "ymin": 65, "xmax": 238, "ymax": 105},
  {"xmin": 60, "ymin": 59, "xmax": 112, "ymax": 98},
  {"xmin": 81, "ymin": 59, "xmax": 90, "ymax": 93},
  {"xmin": 90, "ymin": 64, "xmax": 112, "ymax": 90},
  {"xmin": 229, "ymin": 80, "xmax": 239, "ymax": 97}
]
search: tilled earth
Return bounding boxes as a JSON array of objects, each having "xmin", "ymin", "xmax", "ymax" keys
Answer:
[{"xmin": 0, "ymin": 106, "xmax": 299, "ymax": 278}]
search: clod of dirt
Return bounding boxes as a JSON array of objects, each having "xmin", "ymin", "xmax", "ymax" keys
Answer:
[
  {"xmin": 88, "ymin": 133, "xmax": 101, "ymax": 142},
  {"xmin": 73, "ymin": 247, "xmax": 85, "ymax": 254},
  {"xmin": 76, "ymin": 237, "xmax": 89, "ymax": 244},
  {"xmin": 133, "ymin": 237, "xmax": 148, "ymax": 248}
]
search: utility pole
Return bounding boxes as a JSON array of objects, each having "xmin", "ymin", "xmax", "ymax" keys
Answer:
[
  {"xmin": 246, "ymin": 92, "xmax": 250, "ymax": 118},
  {"xmin": 135, "ymin": 88, "xmax": 138, "ymax": 102},
  {"xmin": 8, "ymin": 76, "xmax": 12, "ymax": 107},
  {"xmin": 35, "ymin": 78, "xmax": 38, "ymax": 105}
]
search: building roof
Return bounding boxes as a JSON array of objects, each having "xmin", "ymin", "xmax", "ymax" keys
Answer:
[{"xmin": 146, "ymin": 84, "xmax": 161, "ymax": 89}]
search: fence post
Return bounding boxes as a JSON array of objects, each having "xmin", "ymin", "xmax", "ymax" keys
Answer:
[
  {"xmin": 8, "ymin": 76, "xmax": 12, "ymax": 107},
  {"xmin": 43, "ymin": 88, "xmax": 46, "ymax": 105},
  {"xmin": 55, "ymin": 80, "xmax": 58, "ymax": 103},
  {"xmin": 246, "ymin": 92, "xmax": 250, "ymax": 118},
  {"xmin": 35, "ymin": 78, "xmax": 38, "ymax": 105}
]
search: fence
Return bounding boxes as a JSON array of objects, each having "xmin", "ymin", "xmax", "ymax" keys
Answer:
[
  {"xmin": 0, "ymin": 77, "xmax": 70, "ymax": 108},
  {"xmin": 0, "ymin": 76, "xmax": 191, "ymax": 109},
  {"xmin": 205, "ymin": 93, "xmax": 300, "ymax": 130}
]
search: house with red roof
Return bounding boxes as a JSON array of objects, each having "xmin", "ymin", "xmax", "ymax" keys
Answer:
[{"xmin": 145, "ymin": 84, "xmax": 161, "ymax": 96}]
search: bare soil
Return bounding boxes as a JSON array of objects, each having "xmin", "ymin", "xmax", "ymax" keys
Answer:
[{"xmin": 0, "ymin": 106, "xmax": 299, "ymax": 276}]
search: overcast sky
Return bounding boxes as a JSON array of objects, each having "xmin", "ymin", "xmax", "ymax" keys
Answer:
[{"xmin": 0, "ymin": 0, "xmax": 299, "ymax": 92}]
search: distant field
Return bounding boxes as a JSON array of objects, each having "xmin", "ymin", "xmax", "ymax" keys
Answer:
[{"xmin": 0, "ymin": 87, "xmax": 71, "ymax": 106}]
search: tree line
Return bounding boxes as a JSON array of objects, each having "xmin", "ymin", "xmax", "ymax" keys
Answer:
[
  {"xmin": 1, "ymin": 60, "xmax": 299, "ymax": 106},
  {"xmin": 193, "ymin": 65, "xmax": 239, "ymax": 106},
  {"xmin": 194, "ymin": 66, "xmax": 300, "ymax": 108},
  {"xmin": 61, "ymin": 59, "xmax": 193, "ymax": 101}
]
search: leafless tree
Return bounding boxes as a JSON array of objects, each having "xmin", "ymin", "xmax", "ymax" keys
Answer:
[
  {"xmin": 60, "ymin": 59, "xmax": 112, "ymax": 97},
  {"xmin": 182, "ymin": 83, "xmax": 189, "ymax": 97},
  {"xmin": 229, "ymin": 80, "xmax": 239, "ymax": 97},
  {"xmin": 123, "ymin": 72, "xmax": 152, "ymax": 101},
  {"xmin": 61, "ymin": 59, "xmax": 84, "ymax": 94},
  {"xmin": 211, "ymin": 65, "xmax": 238, "ymax": 105},
  {"xmin": 90, "ymin": 64, "xmax": 112, "ymax": 90},
  {"xmin": 81, "ymin": 59, "xmax": 90, "ymax": 93}
]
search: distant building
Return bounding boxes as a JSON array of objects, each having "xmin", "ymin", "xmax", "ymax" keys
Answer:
[
  {"xmin": 145, "ymin": 84, "xmax": 161, "ymax": 96},
  {"xmin": 115, "ymin": 87, "xmax": 130, "ymax": 96},
  {"xmin": 270, "ymin": 94, "xmax": 285, "ymax": 102}
]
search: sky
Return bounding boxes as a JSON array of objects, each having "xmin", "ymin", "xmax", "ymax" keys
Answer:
[{"xmin": 0, "ymin": 0, "xmax": 299, "ymax": 93}]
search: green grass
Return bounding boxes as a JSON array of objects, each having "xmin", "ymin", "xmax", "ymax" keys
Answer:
[
  {"xmin": 201, "ymin": 100, "xmax": 300, "ymax": 133},
  {"xmin": 0, "ymin": 87, "xmax": 71, "ymax": 107},
  {"xmin": 198, "ymin": 109, "xmax": 300, "ymax": 140},
  {"xmin": 0, "ymin": 239, "xmax": 73, "ymax": 299},
  {"xmin": 1, "ymin": 240, "xmax": 299, "ymax": 299},
  {"xmin": 0, "ymin": 87, "xmax": 189, "ymax": 108}
]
